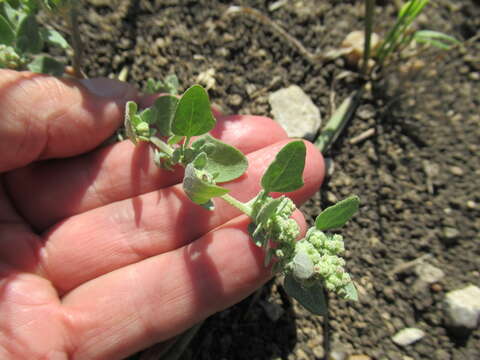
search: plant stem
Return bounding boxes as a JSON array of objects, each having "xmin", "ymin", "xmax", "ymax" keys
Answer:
[
  {"xmin": 68, "ymin": 3, "xmax": 84, "ymax": 78},
  {"xmin": 362, "ymin": 0, "xmax": 375, "ymax": 76},
  {"xmin": 150, "ymin": 136, "xmax": 174, "ymax": 156},
  {"xmin": 314, "ymin": 89, "xmax": 363, "ymax": 153},
  {"xmin": 220, "ymin": 194, "xmax": 252, "ymax": 217}
]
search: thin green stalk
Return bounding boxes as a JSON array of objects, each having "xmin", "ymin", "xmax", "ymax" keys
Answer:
[
  {"xmin": 362, "ymin": 0, "xmax": 375, "ymax": 76},
  {"xmin": 68, "ymin": 3, "xmax": 84, "ymax": 78},
  {"xmin": 220, "ymin": 194, "xmax": 252, "ymax": 217},
  {"xmin": 314, "ymin": 89, "xmax": 363, "ymax": 154}
]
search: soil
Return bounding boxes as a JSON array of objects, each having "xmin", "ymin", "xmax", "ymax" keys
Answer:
[{"xmin": 69, "ymin": 0, "xmax": 480, "ymax": 359}]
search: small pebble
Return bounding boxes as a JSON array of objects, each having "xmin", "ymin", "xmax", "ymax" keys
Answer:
[
  {"xmin": 392, "ymin": 328, "xmax": 425, "ymax": 346},
  {"xmin": 227, "ymin": 94, "xmax": 243, "ymax": 107},
  {"xmin": 347, "ymin": 355, "xmax": 371, "ymax": 360},
  {"xmin": 444, "ymin": 284, "xmax": 480, "ymax": 330},
  {"xmin": 449, "ymin": 166, "xmax": 464, "ymax": 176},
  {"xmin": 466, "ymin": 200, "xmax": 476, "ymax": 209},
  {"xmin": 469, "ymin": 72, "xmax": 480, "ymax": 81},
  {"xmin": 443, "ymin": 227, "xmax": 460, "ymax": 240}
]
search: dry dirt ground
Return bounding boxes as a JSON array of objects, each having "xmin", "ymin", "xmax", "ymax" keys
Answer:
[{"xmin": 68, "ymin": 0, "xmax": 480, "ymax": 359}]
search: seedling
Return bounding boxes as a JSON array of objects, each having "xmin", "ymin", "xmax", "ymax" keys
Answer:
[
  {"xmin": 0, "ymin": 0, "xmax": 71, "ymax": 74},
  {"xmin": 125, "ymin": 84, "xmax": 359, "ymax": 314},
  {"xmin": 365, "ymin": 0, "xmax": 459, "ymax": 71}
]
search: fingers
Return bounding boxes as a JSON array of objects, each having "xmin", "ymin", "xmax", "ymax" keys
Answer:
[
  {"xmin": 38, "ymin": 140, "xmax": 324, "ymax": 293},
  {"xmin": 0, "ymin": 70, "xmax": 137, "ymax": 172},
  {"xmin": 5, "ymin": 114, "xmax": 288, "ymax": 230},
  {"xmin": 62, "ymin": 212, "xmax": 307, "ymax": 360}
]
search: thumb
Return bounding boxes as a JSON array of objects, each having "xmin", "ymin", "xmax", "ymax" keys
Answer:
[{"xmin": 0, "ymin": 70, "xmax": 137, "ymax": 172}]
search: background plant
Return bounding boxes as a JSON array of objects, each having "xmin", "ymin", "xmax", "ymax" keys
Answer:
[
  {"xmin": 0, "ymin": 0, "xmax": 71, "ymax": 74},
  {"xmin": 366, "ymin": 0, "xmax": 459, "ymax": 72}
]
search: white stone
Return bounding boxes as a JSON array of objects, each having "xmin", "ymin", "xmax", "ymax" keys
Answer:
[
  {"xmin": 392, "ymin": 328, "xmax": 425, "ymax": 346},
  {"xmin": 414, "ymin": 263, "xmax": 445, "ymax": 284},
  {"xmin": 268, "ymin": 85, "xmax": 321, "ymax": 140},
  {"xmin": 444, "ymin": 285, "xmax": 480, "ymax": 329}
]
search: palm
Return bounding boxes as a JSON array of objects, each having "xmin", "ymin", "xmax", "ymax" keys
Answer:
[{"xmin": 0, "ymin": 71, "xmax": 323, "ymax": 360}]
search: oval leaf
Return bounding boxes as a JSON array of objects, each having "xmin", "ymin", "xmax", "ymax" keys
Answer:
[
  {"xmin": 151, "ymin": 95, "xmax": 178, "ymax": 136},
  {"xmin": 16, "ymin": 15, "xmax": 43, "ymax": 54},
  {"xmin": 172, "ymin": 85, "xmax": 215, "ymax": 136},
  {"xmin": 284, "ymin": 274, "xmax": 327, "ymax": 316},
  {"xmin": 0, "ymin": 15, "xmax": 15, "ymax": 45},
  {"xmin": 183, "ymin": 163, "xmax": 229, "ymax": 206},
  {"xmin": 315, "ymin": 195, "xmax": 359, "ymax": 231},
  {"xmin": 40, "ymin": 28, "xmax": 70, "ymax": 49},
  {"xmin": 261, "ymin": 141, "xmax": 306, "ymax": 193},
  {"xmin": 196, "ymin": 135, "xmax": 248, "ymax": 183}
]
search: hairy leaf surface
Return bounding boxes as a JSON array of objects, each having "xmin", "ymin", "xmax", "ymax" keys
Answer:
[
  {"xmin": 315, "ymin": 195, "xmax": 359, "ymax": 231},
  {"xmin": 261, "ymin": 141, "xmax": 306, "ymax": 193},
  {"xmin": 172, "ymin": 85, "xmax": 215, "ymax": 136},
  {"xmin": 284, "ymin": 274, "xmax": 327, "ymax": 316}
]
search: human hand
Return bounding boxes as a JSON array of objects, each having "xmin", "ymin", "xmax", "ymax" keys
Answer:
[{"xmin": 0, "ymin": 69, "xmax": 324, "ymax": 359}]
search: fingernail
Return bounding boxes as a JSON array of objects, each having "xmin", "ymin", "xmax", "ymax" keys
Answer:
[{"xmin": 80, "ymin": 78, "xmax": 137, "ymax": 99}]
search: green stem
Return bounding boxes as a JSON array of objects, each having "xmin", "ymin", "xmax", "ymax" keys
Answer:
[
  {"xmin": 150, "ymin": 136, "xmax": 174, "ymax": 156},
  {"xmin": 362, "ymin": 0, "xmax": 375, "ymax": 76},
  {"xmin": 314, "ymin": 89, "xmax": 363, "ymax": 153},
  {"xmin": 220, "ymin": 194, "xmax": 252, "ymax": 217},
  {"xmin": 68, "ymin": 3, "xmax": 84, "ymax": 78}
]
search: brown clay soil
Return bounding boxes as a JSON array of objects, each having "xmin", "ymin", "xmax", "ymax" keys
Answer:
[{"xmin": 69, "ymin": 0, "xmax": 480, "ymax": 359}]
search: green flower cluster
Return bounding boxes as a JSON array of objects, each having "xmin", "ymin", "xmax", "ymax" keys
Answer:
[
  {"xmin": 0, "ymin": 45, "xmax": 25, "ymax": 69},
  {"xmin": 292, "ymin": 229, "xmax": 352, "ymax": 296},
  {"xmin": 249, "ymin": 193, "xmax": 353, "ymax": 299}
]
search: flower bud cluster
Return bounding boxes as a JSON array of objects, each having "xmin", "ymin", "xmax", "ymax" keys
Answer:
[
  {"xmin": 289, "ymin": 228, "xmax": 352, "ymax": 297},
  {"xmin": 264, "ymin": 198, "xmax": 299, "ymax": 245},
  {"xmin": 0, "ymin": 45, "xmax": 24, "ymax": 69}
]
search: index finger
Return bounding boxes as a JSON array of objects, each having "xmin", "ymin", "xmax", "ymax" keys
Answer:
[{"xmin": 0, "ymin": 70, "xmax": 136, "ymax": 172}]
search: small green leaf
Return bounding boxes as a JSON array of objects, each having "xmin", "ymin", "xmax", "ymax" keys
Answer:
[
  {"xmin": 284, "ymin": 274, "xmax": 327, "ymax": 316},
  {"xmin": 145, "ymin": 78, "xmax": 158, "ymax": 94},
  {"xmin": 414, "ymin": 30, "xmax": 459, "ymax": 49},
  {"xmin": 124, "ymin": 101, "xmax": 139, "ymax": 144},
  {"xmin": 315, "ymin": 195, "xmax": 359, "ymax": 231},
  {"xmin": 192, "ymin": 152, "xmax": 207, "ymax": 170},
  {"xmin": 0, "ymin": 14, "xmax": 15, "ymax": 45},
  {"xmin": 344, "ymin": 282, "xmax": 358, "ymax": 301},
  {"xmin": 5, "ymin": 0, "xmax": 20, "ymax": 9},
  {"xmin": 261, "ymin": 141, "xmax": 306, "ymax": 193},
  {"xmin": 194, "ymin": 135, "xmax": 248, "ymax": 183},
  {"xmin": 164, "ymin": 74, "xmax": 179, "ymax": 95},
  {"xmin": 172, "ymin": 85, "xmax": 215, "ymax": 137},
  {"xmin": 151, "ymin": 95, "xmax": 178, "ymax": 136},
  {"xmin": 167, "ymin": 135, "xmax": 183, "ymax": 145},
  {"xmin": 27, "ymin": 55, "xmax": 63, "ymax": 76},
  {"xmin": 40, "ymin": 27, "xmax": 69, "ymax": 49},
  {"xmin": 139, "ymin": 107, "xmax": 154, "ymax": 124},
  {"xmin": 255, "ymin": 197, "xmax": 283, "ymax": 224},
  {"xmin": 183, "ymin": 163, "xmax": 229, "ymax": 206},
  {"xmin": 16, "ymin": 14, "xmax": 43, "ymax": 54}
]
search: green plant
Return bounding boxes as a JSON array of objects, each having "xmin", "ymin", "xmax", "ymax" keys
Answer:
[
  {"xmin": 0, "ymin": 0, "xmax": 71, "ymax": 74},
  {"xmin": 145, "ymin": 74, "xmax": 180, "ymax": 95},
  {"xmin": 365, "ymin": 0, "xmax": 459, "ymax": 70},
  {"xmin": 125, "ymin": 84, "xmax": 359, "ymax": 314}
]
